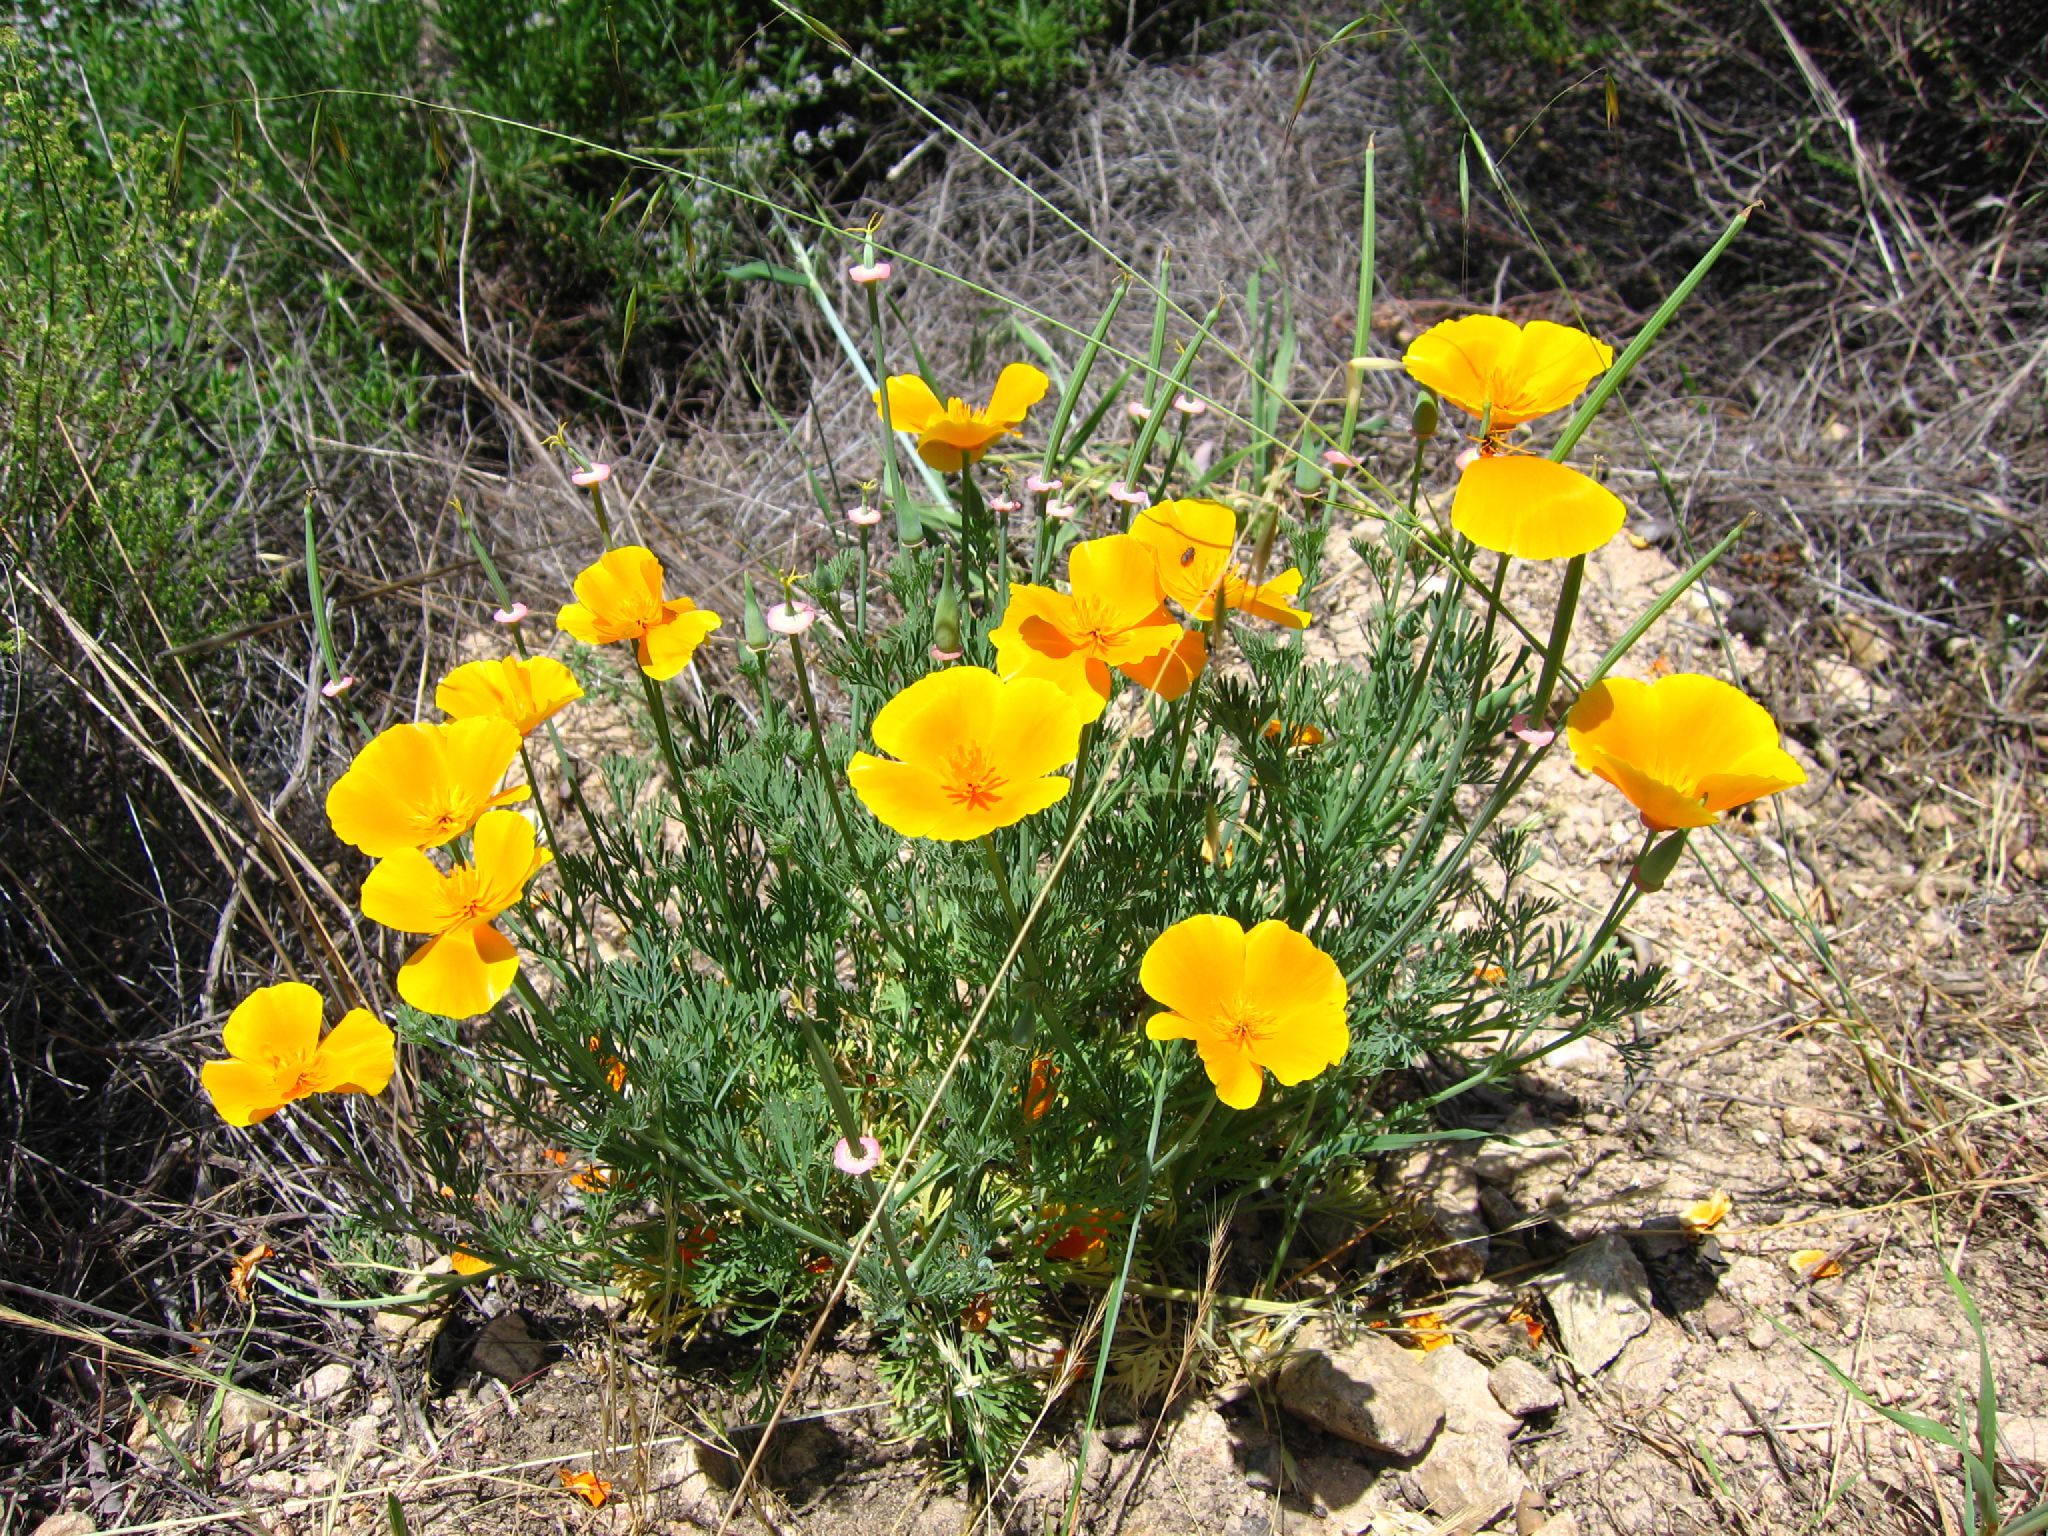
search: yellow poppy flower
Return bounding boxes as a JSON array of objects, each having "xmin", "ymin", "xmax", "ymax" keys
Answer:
[
  {"xmin": 1127, "ymin": 499, "xmax": 1311, "ymax": 628},
  {"xmin": 847, "ymin": 666, "xmax": 1082, "ymax": 840},
  {"xmin": 875, "ymin": 364, "xmax": 1050, "ymax": 472},
  {"xmin": 359, "ymin": 808, "xmax": 552, "ymax": 1019},
  {"xmin": 436, "ymin": 654, "xmax": 584, "ymax": 735},
  {"xmin": 325, "ymin": 719, "xmax": 529, "ymax": 859},
  {"xmin": 1402, "ymin": 315, "xmax": 1614, "ymax": 429},
  {"xmin": 556, "ymin": 545, "xmax": 722, "ymax": 680},
  {"xmin": 1141, "ymin": 914, "xmax": 1349, "ymax": 1110},
  {"xmin": 989, "ymin": 534, "xmax": 1206, "ymax": 721},
  {"xmin": 1452, "ymin": 453, "xmax": 1626, "ymax": 560},
  {"xmin": 1566, "ymin": 674, "xmax": 1807, "ymax": 832},
  {"xmin": 200, "ymin": 982, "xmax": 395, "ymax": 1127}
]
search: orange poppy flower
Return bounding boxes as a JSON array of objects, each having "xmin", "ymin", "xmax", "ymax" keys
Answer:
[
  {"xmin": 1452, "ymin": 453, "xmax": 1625, "ymax": 560},
  {"xmin": 359, "ymin": 808, "xmax": 552, "ymax": 1018},
  {"xmin": 557, "ymin": 1468, "xmax": 611, "ymax": 1508},
  {"xmin": 1141, "ymin": 914, "xmax": 1349, "ymax": 1110},
  {"xmin": 1402, "ymin": 315, "xmax": 1613, "ymax": 429},
  {"xmin": 436, "ymin": 654, "xmax": 583, "ymax": 735},
  {"xmin": 989, "ymin": 534, "xmax": 1206, "ymax": 721},
  {"xmin": 200, "ymin": 982, "xmax": 395, "ymax": 1127},
  {"xmin": 1039, "ymin": 1206, "xmax": 1120, "ymax": 1263},
  {"xmin": 1127, "ymin": 499, "xmax": 1311, "ymax": 628},
  {"xmin": 847, "ymin": 666, "xmax": 1083, "ymax": 840},
  {"xmin": 875, "ymin": 364, "xmax": 1050, "ymax": 472},
  {"xmin": 1680, "ymin": 1190, "xmax": 1732, "ymax": 1236},
  {"xmin": 449, "ymin": 1251, "xmax": 495, "ymax": 1276},
  {"xmin": 1261, "ymin": 721, "xmax": 1326, "ymax": 747},
  {"xmin": 1565, "ymin": 675, "xmax": 1806, "ymax": 832},
  {"xmin": 325, "ymin": 719, "xmax": 529, "ymax": 859},
  {"xmin": 556, "ymin": 545, "xmax": 722, "ymax": 680},
  {"xmin": 227, "ymin": 1244, "xmax": 275, "ymax": 1303}
]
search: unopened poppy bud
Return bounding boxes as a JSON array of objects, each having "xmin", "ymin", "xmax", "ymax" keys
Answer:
[
  {"xmin": 1631, "ymin": 829, "xmax": 1690, "ymax": 893},
  {"xmin": 1413, "ymin": 392, "xmax": 1440, "ymax": 441},
  {"xmin": 932, "ymin": 553, "xmax": 962, "ymax": 657},
  {"xmin": 742, "ymin": 577, "xmax": 772, "ymax": 655}
]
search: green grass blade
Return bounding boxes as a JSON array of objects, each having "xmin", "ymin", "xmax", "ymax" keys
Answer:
[
  {"xmin": 1043, "ymin": 278, "xmax": 1130, "ymax": 471},
  {"xmin": 1338, "ymin": 138, "xmax": 1377, "ymax": 456}
]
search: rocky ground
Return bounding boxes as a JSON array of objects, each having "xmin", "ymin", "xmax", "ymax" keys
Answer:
[{"xmin": 50, "ymin": 514, "xmax": 2045, "ymax": 1536}]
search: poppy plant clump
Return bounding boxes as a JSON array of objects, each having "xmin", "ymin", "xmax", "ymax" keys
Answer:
[
  {"xmin": 200, "ymin": 983, "xmax": 395, "ymax": 1126},
  {"xmin": 200, "ymin": 182, "xmax": 1807, "ymax": 1480}
]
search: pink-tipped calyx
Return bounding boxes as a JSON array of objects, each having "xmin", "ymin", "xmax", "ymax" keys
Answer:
[{"xmin": 833, "ymin": 1135, "xmax": 883, "ymax": 1176}]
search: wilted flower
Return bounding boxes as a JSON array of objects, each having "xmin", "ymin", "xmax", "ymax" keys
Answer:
[
  {"xmin": 359, "ymin": 809, "xmax": 552, "ymax": 1018},
  {"xmin": 1452, "ymin": 453, "xmax": 1625, "ymax": 560},
  {"xmin": 847, "ymin": 667, "xmax": 1082, "ymax": 840},
  {"xmin": 321, "ymin": 675, "xmax": 356, "ymax": 698},
  {"xmin": 556, "ymin": 545, "xmax": 722, "ymax": 680},
  {"xmin": 766, "ymin": 600, "xmax": 818, "ymax": 637},
  {"xmin": 1172, "ymin": 394, "xmax": 1208, "ymax": 416},
  {"xmin": 989, "ymin": 534, "xmax": 1205, "ymax": 722},
  {"xmin": 326, "ymin": 719, "xmax": 529, "ymax": 858},
  {"xmin": 989, "ymin": 493, "xmax": 1023, "ymax": 515},
  {"xmin": 846, "ymin": 502, "xmax": 884, "ymax": 527},
  {"xmin": 1566, "ymin": 675, "xmax": 1807, "ymax": 832},
  {"xmin": 436, "ymin": 655, "xmax": 583, "ymax": 736},
  {"xmin": 570, "ymin": 463, "xmax": 612, "ymax": 488},
  {"xmin": 833, "ymin": 1135, "xmax": 883, "ymax": 1175},
  {"xmin": 875, "ymin": 364, "xmax": 1050, "ymax": 472},
  {"xmin": 557, "ymin": 1469, "xmax": 611, "ymax": 1508},
  {"xmin": 492, "ymin": 602, "xmax": 530, "ymax": 625},
  {"xmin": 847, "ymin": 260, "xmax": 893, "ymax": 285},
  {"xmin": 200, "ymin": 983, "xmax": 395, "ymax": 1127},
  {"xmin": 1043, "ymin": 499, "xmax": 1077, "ymax": 521},
  {"xmin": 1106, "ymin": 480, "xmax": 1149, "ymax": 506},
  {"xmin": 1141, "ymin": 914, "xmax": 1349, "ymax": 1109},
  {"xmin": 1402, "ymin": 315, "xmax": 1613, "ymax": 430},
  {"xmin": 1026, "ymin": 473, "xmax": 1062, "ymax": 494}
]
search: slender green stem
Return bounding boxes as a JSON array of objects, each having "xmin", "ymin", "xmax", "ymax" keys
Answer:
[
  {"xmin": 1527, "ymin": 552, "xmax": 1585, "ymax": 730},
  {"xmin": 789, "ymin": 633, "xmax": 905, "ymax": 964},
  {"xmin": 787, "ymin": 1007, "xmax": 918, "ymax": 1300},
  {"xmin": 637, "ymin": 667, "xmax": 689, "ymax": 793},
  {"xmin": 977, "ymin": 835, "xmax": 1104, "ymax": 1094}
]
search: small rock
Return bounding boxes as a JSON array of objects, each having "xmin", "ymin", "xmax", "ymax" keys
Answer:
[
  {"xmin": 1381, "ymin": 1144, "xmax": 1490, "ymax": 1283},
  {"xmin": 298, "ymin": 1363, "xmax": 352, "ymax": 1404},
  {"xmin": 33, "ymin": 1516, "xmax": 98, "ymax": 1536},
  {"xmin": 1488, "ymin": 1357, "xmax": 1563, "ymax": 1418},
  {"xmin": 1526, "ymin": 1514, "xmax": 1582, "ymax": 1536},
  {"xmin": 466, "ymin": 1309, "xmax": 555, "ymax": 1384},
  {"xmin": 1746, "ymin": 1319, "xmax": 1778, "ymax": 1353},
  {"xmin": 1701, "ymin": 1297, "xmax": 1743, "ymax": 1340},
  {"xmin": 1544, "ymin": 1234, "xmax": 1654, "ymax": 1374},
  {"xmin": 1098, "ymin": 1421, "xmax": 1149, "ymax": 1452},
  {"xmin": 219, "ymin": 1393, "xmax": 278, "ymax": 1445},
  {"xmin": 1610, "ymin": 1316, "xmax": 1687, "ymax": 1410},
  {"xmin": 1276, "ymin": 1326, "xmax": 1445, "ymax": 1459},
  {"xmin": 1401, "ymin": 1426, "xmax": 1524, "ymax": 1529},
  {"xmin": 1426, "ymin": 1346, "xmax": 1519, "ymax": 1440}
]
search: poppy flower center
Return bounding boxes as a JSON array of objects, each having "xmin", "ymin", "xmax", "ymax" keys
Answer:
[
  {"xmin": 1218, "ymin": 999, "xmax": 1274, "ymax": 1050},
  {"xmin": 942, "ymin": 744, "xmax": 1008, "ymax": 813},
  {"xmin": 1068, "ymin": 597, "xmax": 1130, "ymax": 653}
]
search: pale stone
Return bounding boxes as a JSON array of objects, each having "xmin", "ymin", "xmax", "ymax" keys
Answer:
[
  {"xmin": 1488, "ymin": 1357, "xmax": 1563, "ymax": 1418},
  {"xmin": 298, "ymin": 1363, "xmax": 352, "ymax": 1404},
  {"xmin": 1276, "ymin": 1327, "xmax": 1445, "ymax": 1459},
  {"xmin": 1545, "ymin": 1234, "xmax": 1654, "ymax": 1374}
]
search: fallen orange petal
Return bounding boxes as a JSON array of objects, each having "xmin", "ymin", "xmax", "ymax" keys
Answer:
[{"xmin": 558, "ymin": 1467, "xmax": 611, "ymax": 1507}]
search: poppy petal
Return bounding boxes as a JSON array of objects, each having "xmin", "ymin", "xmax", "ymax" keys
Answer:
[
  {"xmin": 201, "ymin": 1059, "xmax": 289, "ymax": 1126},
  {"xmin": 846, "ymin": 754, "xmax": 950, "ymax": 839},
  {"xmin": 1196, "ymin": 1038, "xmax": 1265, "ymax": 1110},
  {"xmin": 880, "ymin": 374, "xmax": 944, "ymax": 434},
  {"xmin": 221, "ymin": 982, "xmax": 324, "ymax": 1067},
  {"xmin": 1242, "ymin": 922, "xmax": 1349, "ymax": 1083},
  {"xmin": 1139, "ymin": 914, "xmax": 1246, "ymax": 1028},
  {"xmin": 988, "ymin": 675, "xmax": 1087, "ymax": 783},
  {"xmin": 360, "ymin": 848, "xmax": 459, "ymax": 935},
  {"xmin": 869, "ymin": 667, "xmax": 1000, "ymax": 765},
  {"xmin": 1116, "ymin": 625, "xmax": 1207, "ymax": 701},
  {"xmin": 1402, "ymin": 314, "xmax": 1524, "ymax": 421},
  {"xmin": 1452, "ymin": 456, "xmax": 1624, "ymax": 560},
  {"xmin": 637, "ymin": 605, "xmax": 721, "ymax": 680},
  {"xmin": 1503, "ymin": 320, "xmax": 1614, "ymax": 422},
  {"xmin": 986, "ymin": 363, "xmax": 1050, "ymax": 424},
  {"xmin": 1067, "ymin": 535, "xmax": 1171, "ymax": 636},
  {"xmin": 398, "ymin": 924, "xmax": 521, "ymax": 1019},
  {"xmin": 303, "ymin": 1009, "xmax": 396, "ymax": 1096}
]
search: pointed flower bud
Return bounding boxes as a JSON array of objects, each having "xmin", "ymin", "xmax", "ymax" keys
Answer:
[
  {"xmin": 932, "ymin": 552, "xmax": 962, "ymax": 658},
  {"xmin": 742, "ymin": 577, "xmax": 772, "ymax": 655},
  {"xmin": 1412, "ymin": 392, "xmax": 1440, "ymax": 442}
]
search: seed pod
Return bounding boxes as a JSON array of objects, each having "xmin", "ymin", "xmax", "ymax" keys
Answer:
[{"xmin": 1413, "ymin": 392, "xmax": 1440, "ymax": 442}]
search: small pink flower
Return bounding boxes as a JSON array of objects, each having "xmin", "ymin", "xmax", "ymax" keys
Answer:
[
  {"xmin": 833, "ymin": 1135, "xmax": 883, "ymax": 1176},
  {"xmin": 846, "ymin": 503, "xmax": 884, "ymax": 527},
  {"xmin": 1026, "ymin": 473, "xmax": 1062, "ymax": 495},
  {"xmin": 1172, "ymin": 394, "xmax": 1208, "ymax": 416},
  {"xmin": 1044, "ymin": 499, "xmax": 1077, "ymax": 521},
  {"xmin": 929, "ymin": 647, "xmax": 964, "ymax": 663},
  {"xmin": 571, "ymin": 463, "xmax": 612, "ymax": 488},
  {"xmin": 1454, "ymin": 445, "xmax": 1482, "ymax": 473},
  {"xmin": 988, "ymin": 494, "xmax": 1023, "ymax": 515},
  {"xmin": 848, "ymin": 261, "xmax": 893, "ymax": 285},
  {"xmin": 1509, "ymin": 713, "xmax": 1556, "ymax": 748},
  {"xmin": 492, "ymin": 602, "xmax": 530, "ymax": 625},
  {"xmin": 1322, "ymin": 449, "xmax": 1359, "ymax": 469},
  {"xmin": 321, "ymin": 676, "xmax": 356, "ymax": 698},
  {"xmin": 1126, "ymin": 401, "xmax": 1151, "ymax": 423},
  {"xmin": 1106, "ymin": 480, "xmax": 1149, "ymax": 507},
  {"xmin": 766, "ymin": 601, "xmax": 818, "ymax": 637}
]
